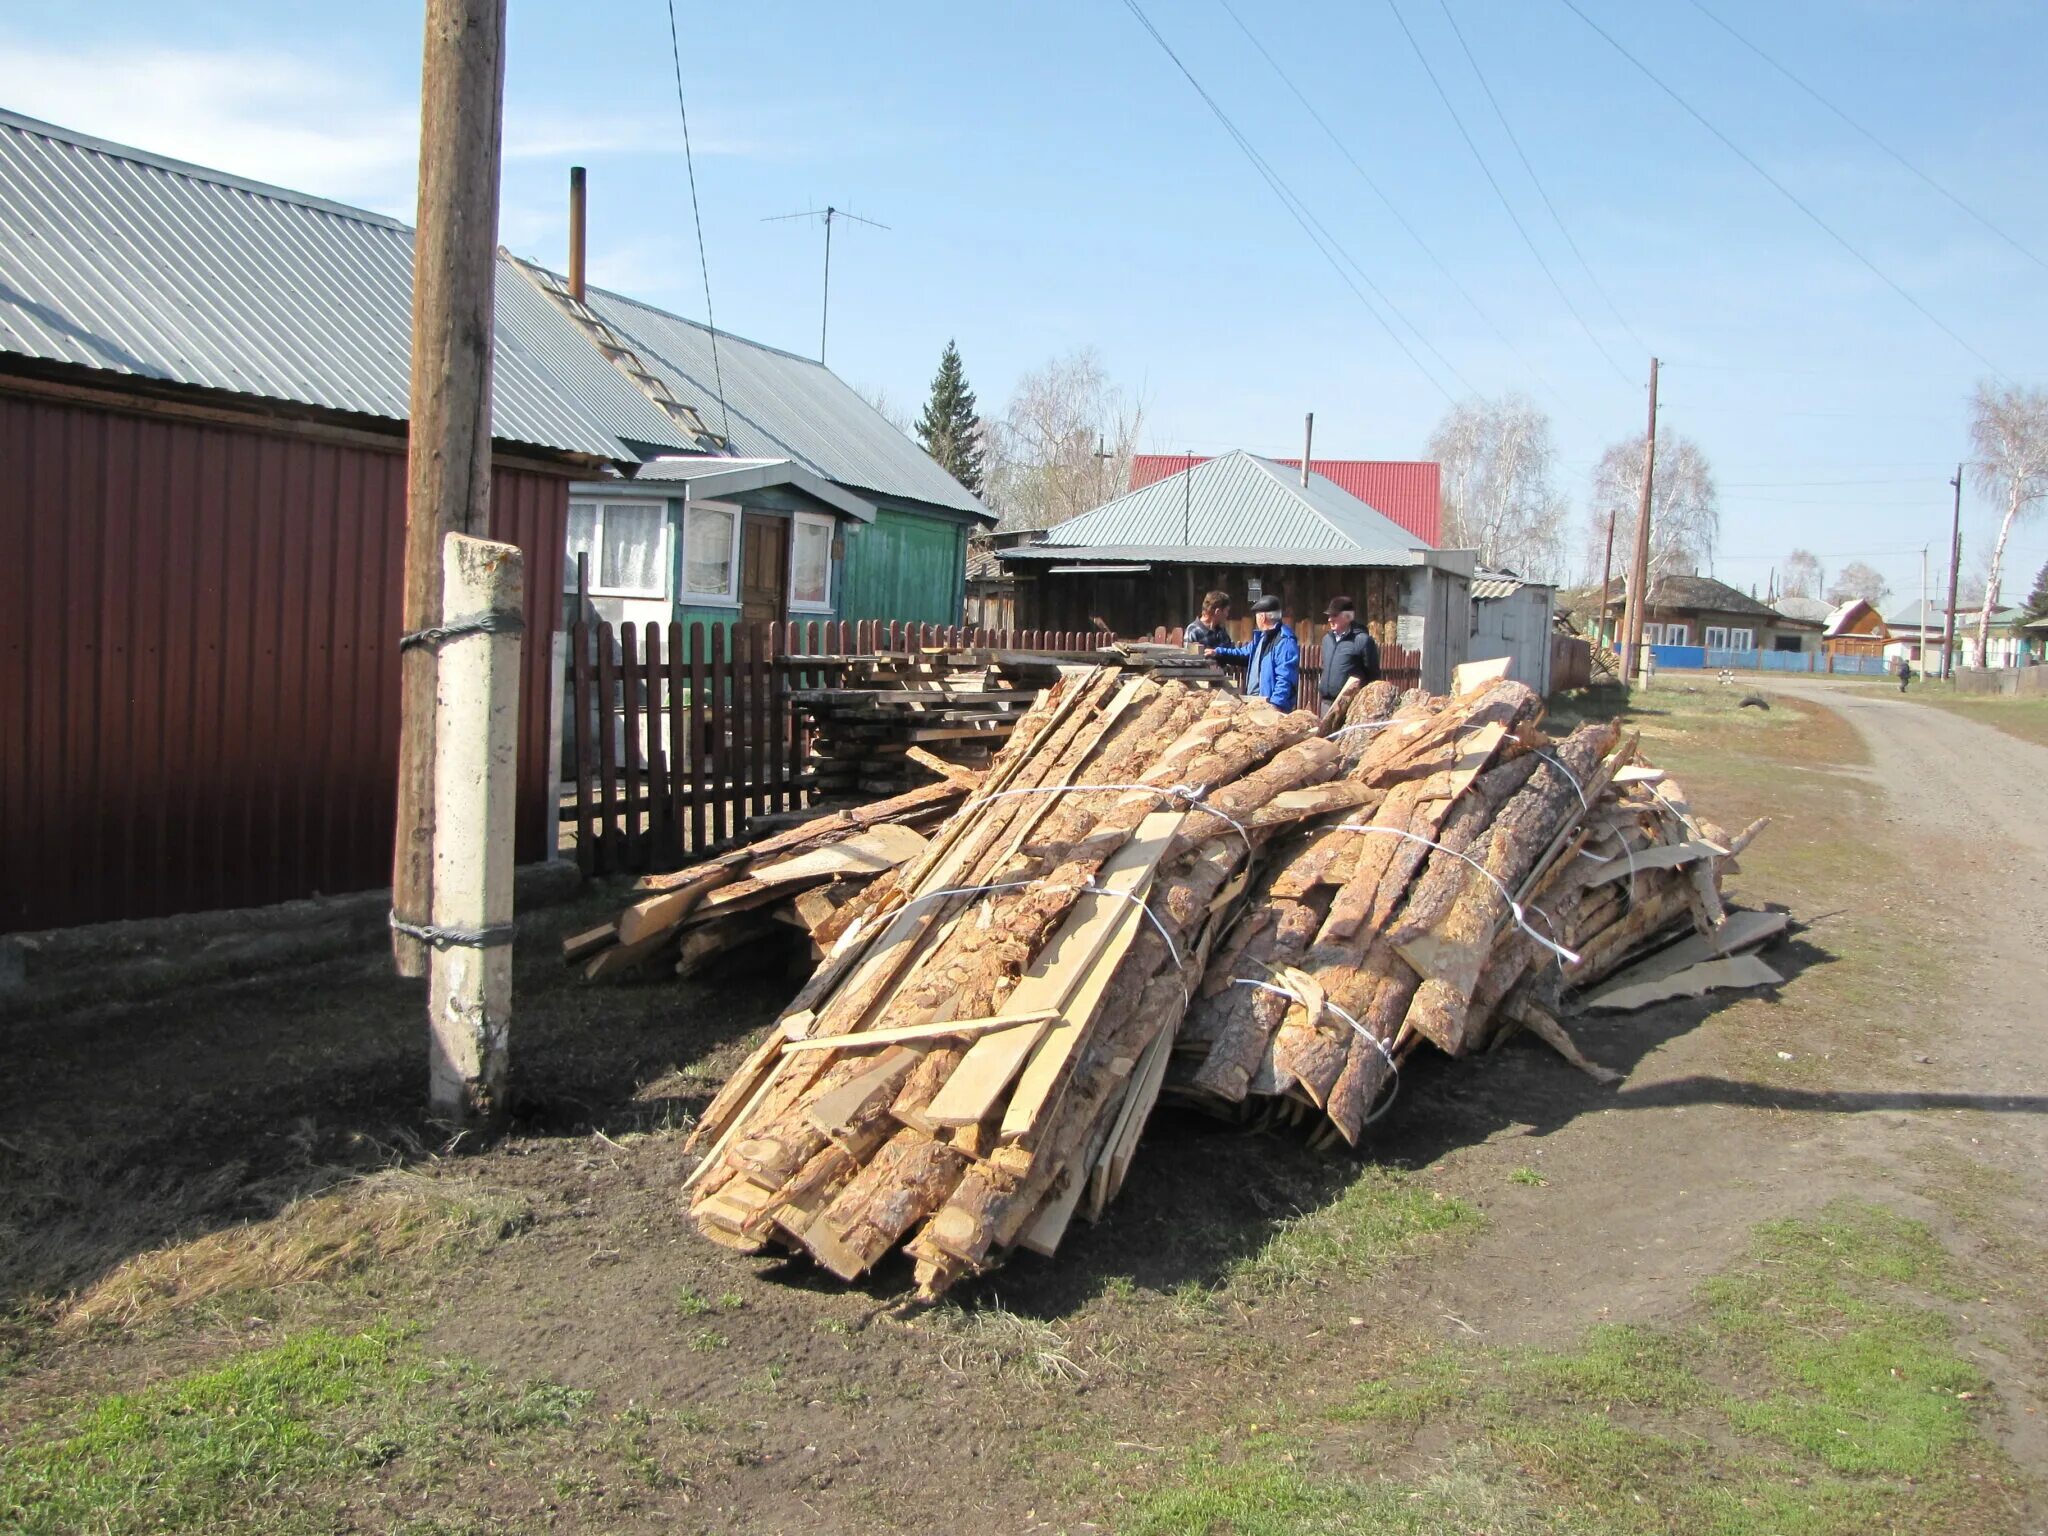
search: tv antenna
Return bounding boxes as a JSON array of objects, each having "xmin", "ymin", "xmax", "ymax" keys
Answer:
[{"xmin": 762, "ymin": 204, "xmax": 890, "ymax": 364}]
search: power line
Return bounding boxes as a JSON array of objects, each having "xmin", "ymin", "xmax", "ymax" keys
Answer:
[
  {"xmin": 1434, "ymin": 0, "xmax": 1651, "ymax": 357},
  {"xmin": 1680, "ymin": 0, "xmax": 2048, "ymax": 277},
  {"xmin": 1212, "ymin": 0, "xmax": 1589, "ymax": 427},
  {"xmin": 1551, "ymin": 0, "xmax": 2009, "ymax": 382},
  {"xmin": 1115, "ymin": 0, "xmax": 1467, "ymax": 403},
  {"xmin": 663, "ymin": 0, "xmax": 731, "ymax": 443},
  {"xmin": 1384, "ymin": 0, "xmax": 1637, "ymax": 389}
]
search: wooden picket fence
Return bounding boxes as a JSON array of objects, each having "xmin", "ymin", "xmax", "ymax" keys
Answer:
[{"xmin": 566, "ymin": 618, "xmax": 1106, "ymax": 875}]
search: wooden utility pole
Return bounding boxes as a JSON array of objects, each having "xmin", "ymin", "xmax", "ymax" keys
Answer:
[
  {"xmin": 1942, "ymin": 464, "xmax": 1963, "ymax": 678},
  {"xmin": 1619, "ymin": 357, "xmax": 1659, "ymax": 681},
  {"xmin": 392, "ymin": 0, "xmax": 509, "ymax": 978}
]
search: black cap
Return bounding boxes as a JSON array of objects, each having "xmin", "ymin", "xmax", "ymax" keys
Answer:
[
  {"xmin": 1325, "ymin": 595, "xmax": 1356, "ymax": 617},
  {"xmin": 1251, "ymin": 594, "xmax": 1283, "ymax": 615}
]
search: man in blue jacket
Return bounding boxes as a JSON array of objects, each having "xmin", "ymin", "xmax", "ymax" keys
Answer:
[{"xmin": 1208, "ymin": 594, "xmax": 1301, "ymax": 712}]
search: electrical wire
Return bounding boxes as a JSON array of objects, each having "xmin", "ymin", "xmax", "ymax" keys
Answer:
[
  {"xmin": 1552, "ymin": 0, "xmax": 2010, "ymax": 382},
  {"xmin": 1680, "ymin": 0, "xmax": 2048, "ymax": 277},
  {"xmin": 1434, "ymin": 0, "xmax": 1651, "ymax": 357},
  {"xmin": 1384, "ymin": 0, "xmax": 1638, "ymax": 390},
  {"xmin": 1116, "ymin": 0, "xmax": 1467, "ymax": 403},
  {"xmin": 664, "ymin": 0, "xmax": 732, "ymax": 443},
  {"xmin": 1212, "ymin": 0, "xmax": 1591, "ymax": 428}
]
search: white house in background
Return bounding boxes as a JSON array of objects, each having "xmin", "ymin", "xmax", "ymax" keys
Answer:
[{"xmin": 1957, "ymin": 607, "xmax": 2035, "ymax": 670}]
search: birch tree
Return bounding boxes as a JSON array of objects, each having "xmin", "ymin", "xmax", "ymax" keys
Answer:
[
  {"xmin": 1826, "ymin": 561, "xmax": 1888, "ymax": 603},
  {"xmin": 1781, "ymin": 548, "xmax": 1821, "ymax": 599},
  {"xmin": 1967, "ymin": 381, "xmax": 2048, "ymax": 663},
  {"xmin": 1426, "ymin": 394, "xmax": 1568, "ymax": 578},
  {"xmin": 983, "ymin": 349, "xmax": 1144, "ymax": 530},
  {"xmin": 1588, "ymin": 431, "xmax": 1719, "ymax": 589}
]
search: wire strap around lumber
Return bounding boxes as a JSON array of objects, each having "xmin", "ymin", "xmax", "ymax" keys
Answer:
[
  {"xmin": 1331, "ymin": 823, "xmax": 1583, "ymax": 967},
  {"xmin": 967, "ymin": 782, "xmax": 1252, "ymax": 853},
  {"xmin": 389, "ymin": 912, "xmax": 517, "ymax": 950},
  {"xmin": 398, "ymin": 612, "xmax": 527, "ymax": 651},
  {"xmin": 1231, "ymin": 978, "xmax": 1402, "ymax": 1129},
  {"xmin": 890, "ymin": 876, "xmax": 1185, "ymax": 976}
]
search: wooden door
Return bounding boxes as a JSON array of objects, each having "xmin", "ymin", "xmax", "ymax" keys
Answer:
[{"xmin": 740, "ymin": 514, "xmax": 788, "ymax": 626}]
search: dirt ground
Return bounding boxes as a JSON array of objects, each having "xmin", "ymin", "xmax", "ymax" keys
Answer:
[{"xmin": 3, "ymin": 676, "xmax": 2045, "ymax": 1534}]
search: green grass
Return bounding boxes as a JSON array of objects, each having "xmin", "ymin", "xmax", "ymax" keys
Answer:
[
  {"xmin": 1510, "ymin": 1165, "xmax": 1548, "ymax": 1187},
  {"xmin": 1138, "ymin": 1202, "xmax": 2014, "ymax": 1536},
  {"xmin": 0, "ymin": 1323, "xmax": 597, "ymax": 1536},
  {"xmin": 1229, "ymin": 1167, "xmax": 1480, "ymax": 1293}
]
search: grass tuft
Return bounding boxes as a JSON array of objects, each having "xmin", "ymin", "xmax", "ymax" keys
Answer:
[{"xmin": 1231, "ymin": 1168, "xmax": 1479, "ymax": 1293}]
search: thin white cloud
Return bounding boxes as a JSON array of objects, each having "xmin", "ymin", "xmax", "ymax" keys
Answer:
[{"xmin": 0, "ymin": 38, "xmax": 757, "ymax": 220}]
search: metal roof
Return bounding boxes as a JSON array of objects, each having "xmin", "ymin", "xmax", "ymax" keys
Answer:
[
  {"xmin": 1002, "ymin": 542, "xmax": 1423, "ymax": 569},
  {"xmin": 0, "ymin": 108, "xmax": 649, "ymax": 458},
  {"xmin": 578, "ymin": 287, "xmax": 992, "ymax": 521},
  {"xmin": 1471, "ymin": 572, "xmax": 1538, "ymax": 601},
  {"xmin": 1024, "ymin": 452, "xmax": 1428, "ymax": 563},
  {"xmin": 1128, "ymin": 454, "xmax": 1441, "ymax": 546},
  {"xmin": 624, "ymin": 455, "xmax": 876, "ymax": 523},
  {"xmin": 1772, "ymin": 595, "xmax": 1834, "ymax": 624}
]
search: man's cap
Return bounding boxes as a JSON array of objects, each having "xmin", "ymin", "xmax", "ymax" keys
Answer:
[
  {"xmin": 1251, "ymin": 594, "xmax": 1283, "ymax": 615},
  {"xmin": 1325, "ymin": 595, "xmax": 1356, "ymax": 617}
]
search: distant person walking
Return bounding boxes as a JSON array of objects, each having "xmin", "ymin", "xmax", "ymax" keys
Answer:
[
  {"xmin": 1183, "ymin": 590, "xmax": 1232, "ymax": 651},
  {"xmin": 1897, "ymin": 657, "xmax": 1915, "ymax": 693},
  {"xmin": 1207, "ymin": 594, "xmax": 1301, "ymax": 712},
  {"xmin": 1318, "ymin": 596, "xmax": 1380, "ymax": 704}
]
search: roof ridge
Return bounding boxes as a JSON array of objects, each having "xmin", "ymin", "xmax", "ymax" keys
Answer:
[
  {"xmin": 0, "ymin": 107, "xmax": 411, "ymax": 232},
  {"xmin": 579, "ymin": 281, "xmax": 830, "ymax": 370}
]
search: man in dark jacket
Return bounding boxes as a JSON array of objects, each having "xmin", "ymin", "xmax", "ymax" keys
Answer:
[
  {"xmin": 1319, "ymin": 596, "xmax": 1380, "ymax": 703},
  {"xmin": 1183, "ymin": 590, "xmax": 1232, "ymax": 650},
  {"xmin": 1209, "ymin": 595, "xmax": 1301, "ymax": 711}
]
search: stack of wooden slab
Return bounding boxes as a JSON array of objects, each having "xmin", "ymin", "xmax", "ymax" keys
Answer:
[
  {"xmin": 562, "ymin": 776, "xmax": 974, "ymax": 980},
  {"xmin": 679, "ymin": 664, "xmax": 1780, "ymax": 1297},
  {"xmin": 792, "ymin": 652, "xmax": 1050, "ymax": 797}
]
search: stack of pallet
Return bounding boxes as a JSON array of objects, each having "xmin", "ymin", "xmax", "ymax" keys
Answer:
[
  {"xmin": 679, "ymin": 665, "xmax": 1777, "ymax": 1298},
  {"xmin": 562, "ymin": 776, "xmax": 975, "ymax": 980}
]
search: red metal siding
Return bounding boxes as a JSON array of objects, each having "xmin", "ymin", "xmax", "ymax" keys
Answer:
[
  {"xmin": 1127, "ymin": 455, "xmax": 1442, "ymax": 547},
  {"xmin": 0, "ymin": 390, "xmax": 568, "ymax": 933}
]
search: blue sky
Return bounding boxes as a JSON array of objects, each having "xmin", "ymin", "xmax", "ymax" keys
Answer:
[{"xmin": 4, "ymin": 0, "xmax": 2044, "ymax": 601}]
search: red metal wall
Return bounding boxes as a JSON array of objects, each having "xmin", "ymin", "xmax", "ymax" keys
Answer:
[{"xmin": 0, "ymin": 389, "xmax": 568, "ymax": 933}]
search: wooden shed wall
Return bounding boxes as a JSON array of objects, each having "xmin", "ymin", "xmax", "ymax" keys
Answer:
[{"xmin": 0, "ymin": 388, "xmax": 569, "ymax": 933}]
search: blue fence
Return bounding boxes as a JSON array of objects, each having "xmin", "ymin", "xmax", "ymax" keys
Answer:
[{"xmin": 1647, "ymin": 645, "xmax": 1892, "ymax": 676}]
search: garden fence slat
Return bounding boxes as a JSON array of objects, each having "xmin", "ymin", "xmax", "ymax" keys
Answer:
[
  {"xmin": 709, "ymin": 623, "xmax": 730, "ymax": 846},
  {"xmin": 687, "ymin": 622, "xmax": 708, "ymax": 856},
  {"xmin": 595, "ymin": 621, "xmax": 618, "ymax": 871},
  {"xmin": 621, "ymin": 621, "xmax": 642, "ymax": 871},
  {"xmin": 666, "ymin": 621, "xmax": 687, "ymax": 862}
]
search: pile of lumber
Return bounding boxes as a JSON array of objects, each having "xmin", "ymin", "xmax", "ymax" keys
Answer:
[
  {"xmin": 677, "ymin": 664, "xmax": 1778, "ymax": 1298},
  {"xmin": 562, "ymin": 773, "xmax": 977, "ymax": 980},
  {"xmin": 791, "ymin": 651, "xmax": 1052, "ymax": 797}
]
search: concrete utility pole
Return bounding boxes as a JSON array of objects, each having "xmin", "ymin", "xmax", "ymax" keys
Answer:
[
  {"xmin": 1943, "ymin": 464, "xmax": 1963, "ymax": 677},
  {"xmin": 1619, "ymin": 357, "xmax": 1659, "ymax": 680},
  {"xmin": 1596, "ymin": 507, "xmax": 1618, "ymax": 651},
  {"xmin": 429, "ymin": 535, "xmax": 524, "ymax": 1124},
  {"xmin": 1920, "ymin": 545, "xmax": 1929, "ymax": 671},
  {"xmin": 392, "ymin": 0, "xmax": 509, "ymax": 981}
]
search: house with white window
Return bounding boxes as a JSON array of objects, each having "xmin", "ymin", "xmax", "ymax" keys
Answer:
[
  {"xmin": 567, "ymin": 456, "xmax": 878, "ymax": 634},
  {"xmin": 1589, "ymin": 574, "xmax": 1821, "ymax": 656}
]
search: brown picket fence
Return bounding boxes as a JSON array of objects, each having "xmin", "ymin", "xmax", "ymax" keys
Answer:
[{"xmin": 566, "ymin": 619, "xmax": 1107, "ymax": 875}]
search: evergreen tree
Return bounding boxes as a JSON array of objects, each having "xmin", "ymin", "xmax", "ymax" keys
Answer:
[
  {"xmin": 2025, "ymin": 557, "xmax": 2048, "ymax": 620},
  {"xmin": 914, "ymin": 340, "xmax": 986, "ymax": 495}
]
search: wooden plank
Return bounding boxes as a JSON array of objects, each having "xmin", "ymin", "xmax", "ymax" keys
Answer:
[
  {"xmin": 1611, "ymin": 765, "xmax": 1666, "ymax": 785},
  {"xmin": 709, "ymin": 622, "xmax": 731, "ymax": 846},
  {"xmin": 562, "ymin": 921, "xmax": 616, "ymax": 963},
  {"xmin": 1451, "ymin": 655, "xmax": 1512, "ymax": 695},
  {"xmin": 769, "ymin": 622, "xmax": 789, "ymax": 816},
  {"xmin": 932, "ymin": 808, "xmax": 1184, "ymax": 1133},
  {"xmin": 615, "ymin": 864, "xmax": 744, "ymax": 946},
  {"xmin": 571, "ymin": 617, "xmax": 596, "ymax": 874},
  {"xmin": 751, "ymin": 621, "xmax": 771, "ymax": 826},
  {"xmin": 802, "ymin": 1047, "xmax": 922, "ymax": 1136},
  {"xmin": 779, "ymin": 1009, "xmax": 1060, "ymax": 1053},
  {"xmin": 688, "ymin": 622, "xmax": 708, "ymax": 856},
  {"xmin": 1582, "ymin": 952, "xmax": 1785, "ymax": 1012},
  {"xmin": 1583, "ymin": 839, "xmax": 1719, "ymax": 885},
  {"xmin": 1441, "ymin": 720, "xmax": 1508, "ymax": 801},
  {"xmin": 1583, "ymin": 907, "xmax": 1789, "ymax": 1001},
  {"xmin": 595, "ymin": 620, "xmax": 618, "ymax": 875},
  {"xmin": 621, "ymin": 620, "xmax": 643, "ymax": 870},
  {"xmin": 750, "ymin": 823, "xmax": 928, "ymax": 885}
]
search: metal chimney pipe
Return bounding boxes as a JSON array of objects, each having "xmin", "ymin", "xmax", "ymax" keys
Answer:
[
  {"xmin": 1301, "ymin": 412, "xmax": 1314, "ymax": 486},
  {"xmin": 568, "ymin": 166, "xmax": 587, "ymax": 304}
]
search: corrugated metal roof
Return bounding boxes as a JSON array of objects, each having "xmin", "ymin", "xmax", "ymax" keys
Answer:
[
  {"xmin": 578, "ymin": 286, "xmax": 991, "ymax": 520},
  {"xmin": 0, "ymin": 108, "xmax": 650, "ymax": 458},
  {"xmin": 1772, "ymin": 595, "xmax": 1834, "ymax": 623},
  {"xmin": 1129, "ymin": 454, "xmax": 1441, "ymax": 546},
  {"xmin": 624, "ymin": 454, "xmax": 876, "ymax": 522},
  {"xmin": 1470, "ymin": 573, "xmax": 1526, "ymax": 601},
  {"xmin": 1026, "ymin": 452, "xmax": 1427, "ymax": 563},
  {"xmin": 1002, "ymin": 542, "xmax": 1422, "ymax": 569}
]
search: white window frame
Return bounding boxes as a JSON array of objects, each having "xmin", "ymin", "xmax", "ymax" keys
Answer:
[
  {"xmin": 1661, "ymin": 623, "xmax": 1689, "ymax": 645},
  {"xmin": 679, "ymin": 496, "xmax": 743, "ymax": 606},
  {"xmin": 566, "ymin": 497, "xmax": 671, "ymax": 600},
  {"xmin": 1705, "ymin": 625, "xmax": 1729, "ymax": 650},
  {"xmin": 1642, "ymin": 623, "xmax": 1663, "ymax": 645},
  {"xmin": 1728, "ymin": 628, "xmax": 1754, "ymax": 652},
  {"xmin": 788, "ymin": 511, "xmax": 836, "ymax": 613}
]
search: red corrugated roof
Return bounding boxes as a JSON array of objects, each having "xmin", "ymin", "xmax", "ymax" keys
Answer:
[{"xmin": 1127, "ymin": 455, "xmax": 1441, "ymax": 547}]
